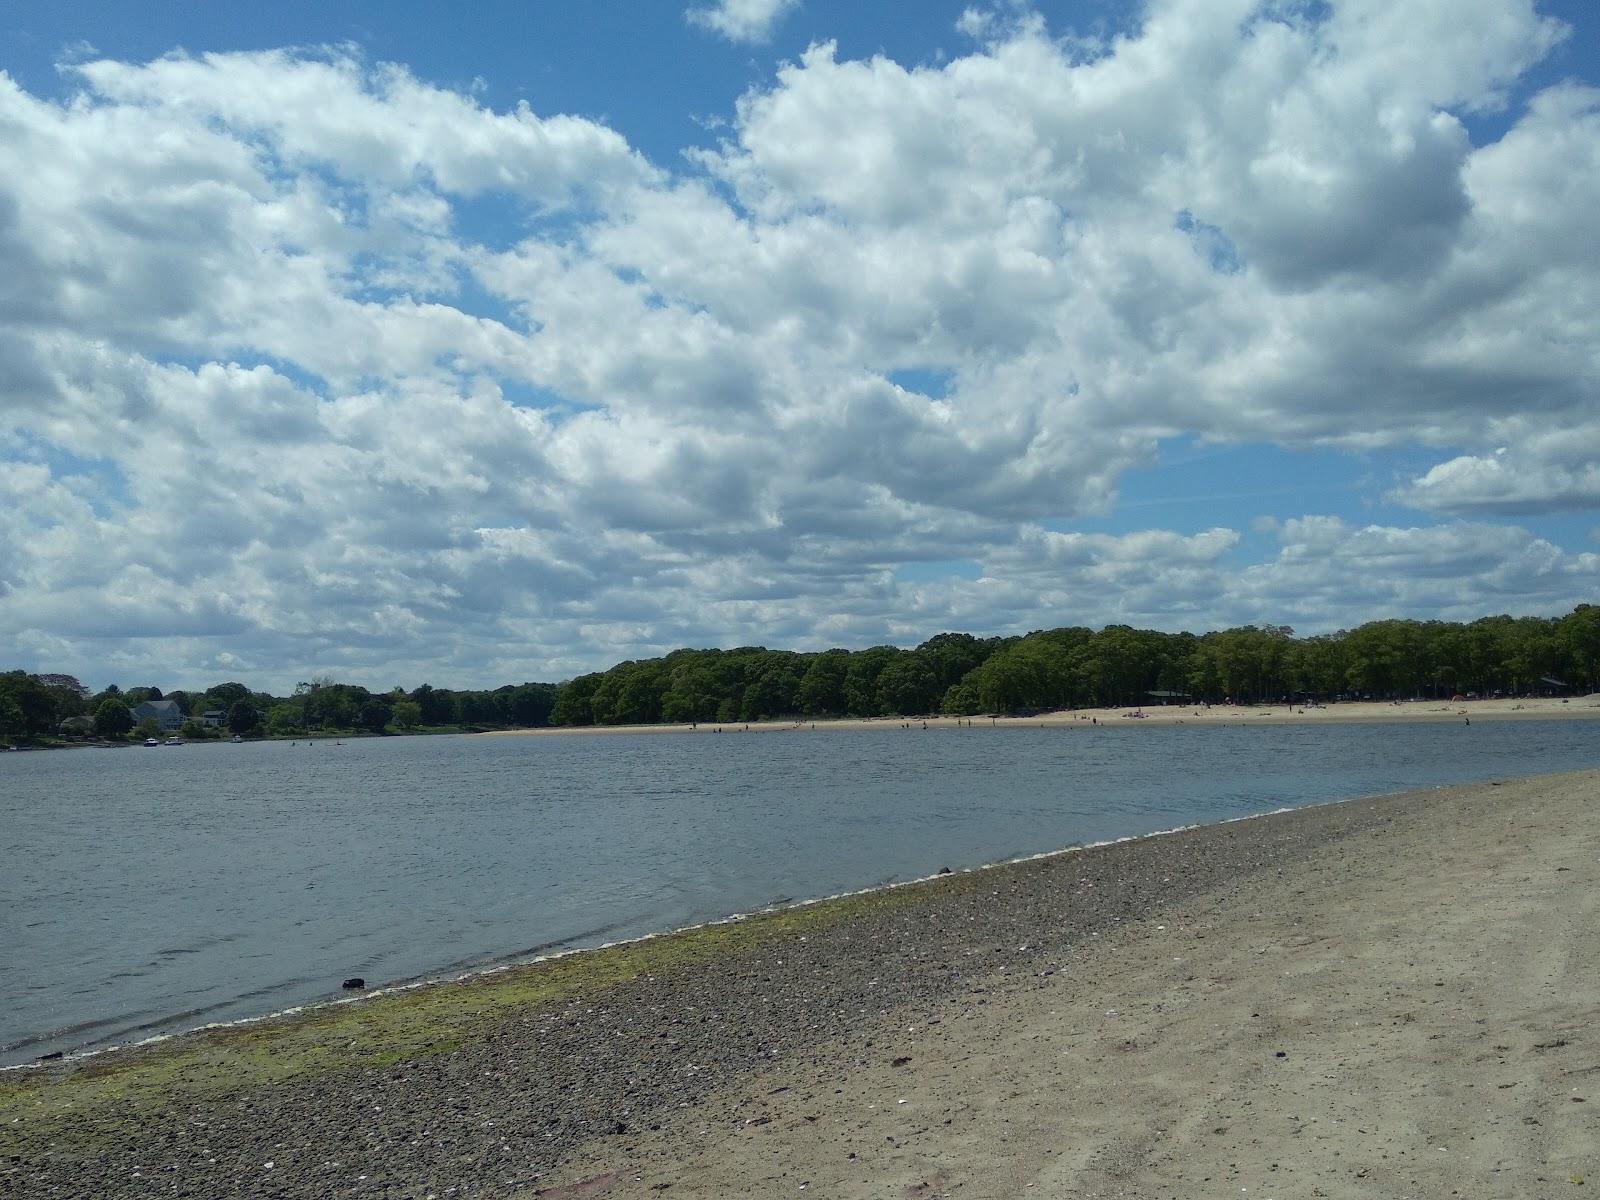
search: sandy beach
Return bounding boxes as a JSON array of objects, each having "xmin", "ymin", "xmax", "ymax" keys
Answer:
[
  {"xmin": 545, "ymin": 769, "xmax": 1600, "ymax": 1199},
  {"xmin": 483, "ymin": 693, "xmax": 1600, "ymax": 737},
  {"xmin": 4, "ymin": 768, "xmax": 1597, "ymax": 1198}
]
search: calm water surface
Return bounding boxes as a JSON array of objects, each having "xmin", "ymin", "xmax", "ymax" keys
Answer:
[{"xmin": 3, "ymin": 719, "xmax": 1596, "ymax": 1064}]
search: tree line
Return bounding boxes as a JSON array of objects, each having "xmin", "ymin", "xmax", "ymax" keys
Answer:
[
  {"xmin": 4, "ymin": 604, "xmax": 1598, "ymax": 743},
  {"xmin": 548, "ymin": 606, "xmax": 1600, "ymax": 726},
  {"xmin": 0, "ymin": 674, "xmax": 556, "ymax": 742}
]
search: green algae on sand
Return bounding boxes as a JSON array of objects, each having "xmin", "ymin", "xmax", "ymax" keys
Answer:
[{"xmin": 0, "ymin": 873, "xmax": 940, "ymax": 1154}]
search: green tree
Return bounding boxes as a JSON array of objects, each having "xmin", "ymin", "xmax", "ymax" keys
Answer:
[
  {"xmin": 843, "ymin": 647, "xmax": 902, "ymax": 717},
  {"xmin": 357, "ymin": 698, "xmax": 391, "ymax": 733},
  {"xmin": 876, "ymin": 656, "xmax": 940, "ymax": 715},
  {"xmin": 915, "ymin": 633, "xmax": 995, "ymax": 692},
  {"xmin": 228, "ymin": 698, "xmax": 262, "ymax": 736},
  {"xmin": 500, "ymin": 682, "xmax": 556, "ymax": 727},
  {"xmin": 797, "ymin": 650, "xmax": 849, "ymax": 716},
  {"xmin": 94, "ymin": 699, "xmax": 134, "ymax": 739},
  {"xmin": 0, "ymin": 671, "xmax": 59, "ymax": 737},
  {"xmin": 266, "ymin": 703, "xmax": 302, "ymax": 735},
  {"xmin": 940, "ymin": 680, "xmax": 982, "ymax": 715},
  {"xmin": 740, "ymin": 653, "xmax": 804, "ymax": 720},
  {"xmin": 409, "ymin": 683, "xmax": 460, "ymax": 725},
  {"xmin": 37, "ymin": 674, "xmax": 89, "ymax": 719},
  {"xmin": 1559, "ymin": 605, "xmax": 1600, "ymax": 690},
  {"xmin": 587, "ymin": 660, "xmax": 667, "ymax": 726},
  {"xmin": 970, "ymin": 636, "xmax": 1070, "ymax": 712},
  {"xmin": 660, "ymin": 661, "xmax": 722, "ymax": 723},
  {"xmin": 304, "ymin": 686, "xmax": 361, "ymax": 729},
  {"xmin": 551, "ymin": 673, "xmax": 602, "ymax": 726},
  {"xmin": 135, "ymin": 717, "xmax": 162, "ymax": 741},
  {"xmin": 0, "ymin": 695, "xmax": 26, "ymax": 740},
  {"xmin": 391, "ymin": 699, "xmax": 423, "ymax": 729},
  {"xmin": 206, "ymin": 682, "xmax": 251, "ymax": 710}
]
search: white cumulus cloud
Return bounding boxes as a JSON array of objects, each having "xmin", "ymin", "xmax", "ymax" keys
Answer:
[
  {"xmin": 686, "ymin": 0, "xmax": 800, "ymax": 44},
  {"xmin": 0, "ymin": 0, "xmax": 1596, "ymax": 689}
]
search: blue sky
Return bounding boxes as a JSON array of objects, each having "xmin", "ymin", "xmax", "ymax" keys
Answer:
[{"xmin": 1, "ymin": 0, "xmax": 1598, "ymax": 691}]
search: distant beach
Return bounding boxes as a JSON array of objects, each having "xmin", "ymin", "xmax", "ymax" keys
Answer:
[
  {"xmin": 6, "ymin": 766, "xmax": 1597, "ymax": 1197},
  {"xmin": 483, "ymin": 692, "xmax": 1600, "ymax": 736}
]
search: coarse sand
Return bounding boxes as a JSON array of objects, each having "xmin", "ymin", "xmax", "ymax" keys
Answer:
[{"xmin": 540, "ymin": 769, "xmax": 1600, "ymax": 1199}]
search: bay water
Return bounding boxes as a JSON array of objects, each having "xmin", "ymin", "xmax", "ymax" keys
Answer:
[{"xmin": 3, "ymin": 718, "xmax": 1596, "ymax": 1065}]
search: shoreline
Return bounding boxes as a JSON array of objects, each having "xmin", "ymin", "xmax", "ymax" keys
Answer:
[
  {"xmin": 483, "ymin": 693, "xmax": 1600, "ymax": 737},
  {"xmin": 6, "ymin": 766, "xmax": 1596, "ymax": 1196},
  {"xmin": 0, "ymin": 792, "xmax": 1320, "ymax": 1075},
  {"xmin": 13, "ymin": 695, "xmax": 1594, "ymax": 753},
  {"xmin": 551, "ymin": 764, "xmax": 1600, "ymax": 1198}
]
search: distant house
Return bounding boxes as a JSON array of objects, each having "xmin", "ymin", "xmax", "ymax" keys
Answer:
[
  {"xmin": 200, "ymin": 709, "xmax": 227, "ymax": 728},
  {"xmin": 132, "ymin": 699, "xmax": 184, "ymax": 731}
]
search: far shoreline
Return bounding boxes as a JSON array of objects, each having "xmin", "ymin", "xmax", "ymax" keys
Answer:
[
  {"xmin": 14, "ymin": 694, "xmax": 1595, "ymax": 752},
  {"xmin": 481, "ymin": 692, "xmax": 1600, "ymax": 737}
]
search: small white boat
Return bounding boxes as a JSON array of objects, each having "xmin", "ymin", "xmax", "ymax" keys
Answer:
[
  {"xmin": 231, "ymin": 734, "xmax": 243, "ymax": 743},
  {"xmin": 144, "ymin": 737, "xmax": 160, "ymax": 747},
  {"xmin": 164, "ymin": 737, "xmax": 184, "ymax": 746}
]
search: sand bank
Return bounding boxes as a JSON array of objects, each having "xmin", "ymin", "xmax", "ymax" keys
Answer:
[
  {"xmin": 484, "ymin": 693, "xmax": 1600, "ymax": 737},
  {"xmin": 4, "ymin": 769, "xmax": 1597, "ymax": 1198},
  {"xmin": 545, "ymin": 770, "xmax": 1600, "ymax": 1199}
]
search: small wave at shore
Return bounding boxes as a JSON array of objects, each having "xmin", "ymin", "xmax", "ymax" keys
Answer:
[
  {"xmin": 0, "ymin": 787, "xmax": 1370, "ymax": 1071},
  {"xmin": 6, "ymin": 721, "xmax": 1595, "ymax": 1070},
  {"xmin": 1, "ymin": 914, "xmax": 658, "ymax": 1068}
]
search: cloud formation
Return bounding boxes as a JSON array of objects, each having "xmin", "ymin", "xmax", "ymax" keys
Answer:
[
  {"xmin": 0, "ymin": 0, "xmax": 1597, "ymax": 691},
  {"xmin": 686, "ymin": 0, "xmax": 800, "ymax": 44}
]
